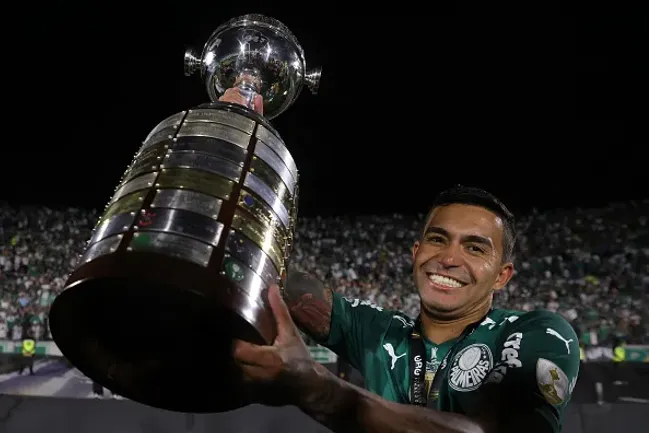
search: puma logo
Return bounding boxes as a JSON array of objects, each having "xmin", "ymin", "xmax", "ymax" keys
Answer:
[
  {"xmin": 546, "ymin": 328, "xmax": 574, "ymax": 354},
  {"xmin": 393, "ymin": 315, "xmax": 415, "ymax": 328},
  {"xmin": 383, "ymin": 343, "xmax": 406, "ymax": 370}
]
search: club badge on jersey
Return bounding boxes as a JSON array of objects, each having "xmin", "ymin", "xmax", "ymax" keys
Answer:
[{"xmin": 447, "ymin": 344, "xmax": 494, "ymax": 392}]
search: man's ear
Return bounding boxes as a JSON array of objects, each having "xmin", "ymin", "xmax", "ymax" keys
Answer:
[{"xmin": 493, "ymin": 262, "xmax": 514, "ymax": 291}]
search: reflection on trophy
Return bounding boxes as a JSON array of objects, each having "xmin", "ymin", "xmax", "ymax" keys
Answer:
[{"xmin": 48, "ymin": 14, "xmax": 321, "ymax": 413}]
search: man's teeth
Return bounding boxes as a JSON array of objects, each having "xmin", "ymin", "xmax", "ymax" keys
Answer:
[{"xmin": 428, "ymin": 274, "xmax": 465, "ymax": 288}]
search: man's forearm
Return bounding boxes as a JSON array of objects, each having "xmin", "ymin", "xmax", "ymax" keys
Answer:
[
  {"xmin": 282, "ymin": 271, "xmax": 333, "ymax": 341},
  {"xmin": 294, "ymin": 362, "xmax": 486, "ymax": 433}
]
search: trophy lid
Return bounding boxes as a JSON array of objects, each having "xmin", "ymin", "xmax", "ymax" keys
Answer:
[{"xmin": 185, "ymin": 14, "xmax": 321, "ymax": 119}]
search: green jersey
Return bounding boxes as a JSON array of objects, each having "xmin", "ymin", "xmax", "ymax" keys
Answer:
[{"xmin": 322, "ymin": 293, "xmax": 580, "ymax": 433}]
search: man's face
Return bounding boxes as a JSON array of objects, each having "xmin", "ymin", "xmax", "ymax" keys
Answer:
[{"xmin": 412, "ymin": 204, "xmax": 514, "ymax": 318}]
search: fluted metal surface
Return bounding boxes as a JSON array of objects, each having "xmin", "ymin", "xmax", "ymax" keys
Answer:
[{"xmin": 48, "ymin": 103, "xmax": 299, "ymax": 413}]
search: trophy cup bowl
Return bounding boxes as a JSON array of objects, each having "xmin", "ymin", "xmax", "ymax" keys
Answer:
[{"xmin": 48, "ymin": 14, "xmax": 320, "ymax": 413}]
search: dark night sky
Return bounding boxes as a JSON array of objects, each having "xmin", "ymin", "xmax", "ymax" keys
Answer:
[{"xmin": 2, "ymin": 10, "xmax": 646, "ymax": 217}]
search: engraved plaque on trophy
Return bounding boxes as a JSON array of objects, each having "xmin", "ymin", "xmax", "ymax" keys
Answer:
[{"xmin": 48, "ymin": 14, "xmax": 321, "ymax": 413}]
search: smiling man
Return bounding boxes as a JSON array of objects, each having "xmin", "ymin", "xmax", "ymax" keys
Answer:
[
  {"xmin": 235, "ymin": 185, "xmax": 580, "ymax": 433},
  {"xmin": 218, "ymin": 72, "xmax": 582, "ymax": 431}
]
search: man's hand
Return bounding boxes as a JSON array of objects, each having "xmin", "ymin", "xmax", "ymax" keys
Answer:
[
  {"xmin": 219, "ymin": 87, "xmax": 264, "ymax": 115},
  {"xmin": 233, "ymin": 284, "xmax": 312, "ymax": 403},
  {"xmin": 233, "ymin": 286, "xmax": 488, "ymax": 433}
]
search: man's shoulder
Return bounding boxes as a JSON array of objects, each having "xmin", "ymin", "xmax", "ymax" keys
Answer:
[
  {"xmin": 336, "ymin": 292, "xmax": 400, "ymax": 315},
  {"xmin": 487, "ymin": 308, "xmax": 525, "ymax": 322},
  {"xmin": 478, "ymin": 309, "xmax": 580, "ymax": 411},
  {"xmin": 490, "ymin": 308, "xmax": 573, "ymax": 329},
  {"xmin": 481, "ymin": 309, "xmax": 579, "ymax": 357},
  {"xmin": 334, "ymin": 292, "xmax": 415, "ymax": 331},
  {"xmin": 489, "ymin": 308, "xmax": 579, "ymax": 366},
  {"xmin": 498, "ymin": 309, "xmax": 576, "ymax": 335}
]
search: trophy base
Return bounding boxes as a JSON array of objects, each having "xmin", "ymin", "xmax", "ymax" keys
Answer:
[{"xmin": 49, "ymin": 252, "xmax": 276, "ymax": 413}]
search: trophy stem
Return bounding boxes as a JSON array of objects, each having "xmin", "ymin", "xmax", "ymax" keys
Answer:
[{"xmin": 234, "ymin": 68, "xmax": 263, "ymax": 112}]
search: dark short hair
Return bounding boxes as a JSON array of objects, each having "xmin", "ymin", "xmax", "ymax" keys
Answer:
[{"xmin": 426, "ymin": 185, "xmax": 516, "ymax": 262}]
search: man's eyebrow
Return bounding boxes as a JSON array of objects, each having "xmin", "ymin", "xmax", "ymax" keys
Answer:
[
  {"xmin": 424, "ymin": 226, "xmax": 493, "ymax": 248},
  {"xmin": 424, "ymin": 226, "xmax": 449, "ymax": 237}
]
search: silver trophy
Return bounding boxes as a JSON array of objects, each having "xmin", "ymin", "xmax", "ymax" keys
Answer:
[
  {"xmin": 48, "ymin": 14, "xmax": 321, "ymax": 413},
  {"xmin": 185, "ymin": 14, "xmax": 321, "ymax": 118}
]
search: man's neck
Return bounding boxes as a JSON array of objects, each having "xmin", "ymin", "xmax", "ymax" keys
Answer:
[{"xmin": 419, "ymin": 302, "xmax": 491, "ymax": 345}]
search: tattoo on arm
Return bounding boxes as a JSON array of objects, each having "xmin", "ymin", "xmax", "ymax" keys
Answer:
[
  {"xmin": 295, "ymin": 362, "xmax": 487, "ymax": 433},
  {"xmin": 283, "ymin": 271, "xmax": 333, "ymax": 340}
]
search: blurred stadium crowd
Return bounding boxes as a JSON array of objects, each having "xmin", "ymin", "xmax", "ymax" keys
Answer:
[{"xmin": 0, "ymin": 200, "xmax": 647, "ymax": 347}]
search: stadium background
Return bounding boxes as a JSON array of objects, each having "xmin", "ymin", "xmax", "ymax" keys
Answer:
[{"xmin": 1, "ymin": 7, "xmax": 647, "ymax": 433}]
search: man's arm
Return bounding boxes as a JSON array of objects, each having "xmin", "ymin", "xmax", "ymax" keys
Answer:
[
  {"xmin": 282, "ymin": 271, "xmax": 395, "ymax": 374},
  {"xmin": 293, "ymin": 360, "xmax": 487, "ymax": 433},
  {"xmin": 472, "ymin": 311, "xmax": 581, "ymax": 433},
  {"xmin": 282, "ymin": 271, "xmax": 334, "ymax": 341}
]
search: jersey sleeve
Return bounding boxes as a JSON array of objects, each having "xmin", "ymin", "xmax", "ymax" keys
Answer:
[
  {"xmin": 320, "ymin": 292, "xmax": 394, "ymax": 375},
  {"xmin": 480, "ymin": 310, "xmax": 580, "ymax": 433}
]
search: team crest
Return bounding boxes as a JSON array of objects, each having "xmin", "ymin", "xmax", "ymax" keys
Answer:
[
  {"xmin": 448, "ymin": 344, "xmax": 493, "ymax": 392},
  {"xmin": 536, "ymin": 358, "xmax": 570, "ymax": 406}
]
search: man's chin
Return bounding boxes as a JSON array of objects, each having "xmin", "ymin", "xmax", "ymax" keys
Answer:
[{"xmin": 420, "ymin": 299, "xmax": 463, "ymax": 317}]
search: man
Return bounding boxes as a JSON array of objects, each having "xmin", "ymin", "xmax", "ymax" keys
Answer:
[
  {"xmin": 19, "ymin": 332, "xmax": 36, "ymax": 375},
  {"xmin": 224, "ymin": 92, "xmax": 579, "ymax": 432}
]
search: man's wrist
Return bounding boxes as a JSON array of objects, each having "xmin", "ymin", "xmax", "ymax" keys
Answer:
[
  {"xmin": 287, "ymin": 359, "xmax": 360, "ymax": 429},
  {"xmin": 282, "ymin": 358, "xmax": 324, "ymax": 402}
]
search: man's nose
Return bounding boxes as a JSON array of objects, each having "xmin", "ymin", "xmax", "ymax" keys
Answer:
[{"xmin": 437, "ymin": 243, "xmax": 463, "ymax": 267}]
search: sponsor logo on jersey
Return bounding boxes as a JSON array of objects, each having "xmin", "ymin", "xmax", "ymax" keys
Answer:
[
  {"xmin": 448, "ymin": 344, "xmax": 493, "ymax": 392},
  {"xmin": 485, "ymin": 332, "xmax": 523, "ymax": 385},
  {"xmin": 383, "ymin": 343, "xmax": 406, "ymax": 370},
  {"xmin": 342, "ymin": 297, "xmax": 384, "ymax": 311},
  {"xmin": 536, "ymin": 358, "xmax": 570, "ymax": 406}
]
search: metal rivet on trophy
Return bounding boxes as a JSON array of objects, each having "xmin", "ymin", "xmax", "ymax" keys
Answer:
[{"xmin": 48, "ymin": 14, "xmax": 320, "ymax": 413}]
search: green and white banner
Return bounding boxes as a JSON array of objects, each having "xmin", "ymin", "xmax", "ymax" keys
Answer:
[
  {"xmin": 0, "ymin": 340, "xmax": 62, "ymax": 356},
  {"xmin": 0, "ymin": 340, "xmax": 338, "ymax": 363}
]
